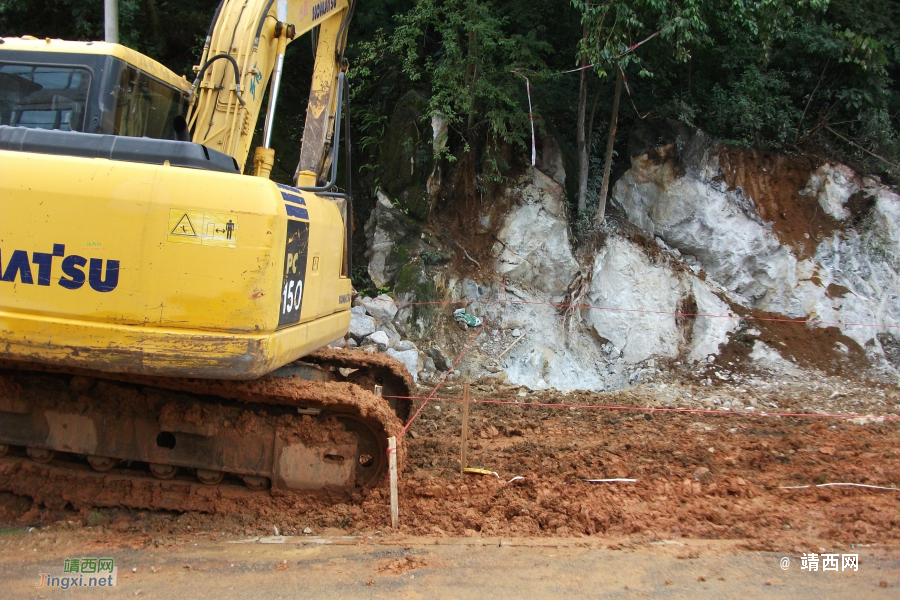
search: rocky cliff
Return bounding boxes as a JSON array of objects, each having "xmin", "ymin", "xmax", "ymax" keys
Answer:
[{"xmin": 350, "ymin": 127, "xmax": 899, "ymax": 392}]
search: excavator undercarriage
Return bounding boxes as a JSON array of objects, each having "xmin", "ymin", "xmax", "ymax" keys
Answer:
[{"xmin": 0, "ymin": 348, "xmax": 412, "ymax": 512}]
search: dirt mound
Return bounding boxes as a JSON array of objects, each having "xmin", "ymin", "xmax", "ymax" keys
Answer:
[{"xmin": 716, "ymin": 306, "xmax": 871, "ymax": 377}]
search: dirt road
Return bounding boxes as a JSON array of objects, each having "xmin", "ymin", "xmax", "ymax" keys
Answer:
[{"xmin": 1, "ymin": 531, "xmax": 898, "ymax": 599}]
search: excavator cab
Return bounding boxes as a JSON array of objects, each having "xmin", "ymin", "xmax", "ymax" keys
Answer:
[{"xmin": 0, "ymin": 38, "xmax": 189, "ymax": 139}]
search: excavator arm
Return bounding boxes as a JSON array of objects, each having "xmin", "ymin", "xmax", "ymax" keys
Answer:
[{"xmin": 188, "ymin": 0, "xmax": 353, "ymax": 181}]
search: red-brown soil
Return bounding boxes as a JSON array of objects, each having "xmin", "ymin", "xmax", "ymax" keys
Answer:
[
  {"xmin": 717, "ymin": 147, "xmax": 836, "ymax": 257},
  {"xmin": 2, "ymin": 375, "xmax": 898, "ymax": 553}
]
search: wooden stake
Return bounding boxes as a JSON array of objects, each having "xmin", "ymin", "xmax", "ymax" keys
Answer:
[
  {"xmin": 460, "ymin": 383, "xmax": 470, "ymax": 473},
  {"xmin": 498, "ymin": 333, "xmax": 527, "ymax": 360},
  {"xmin": 388, "ymin": 436, "xmax": 398, "ymax": 529}
]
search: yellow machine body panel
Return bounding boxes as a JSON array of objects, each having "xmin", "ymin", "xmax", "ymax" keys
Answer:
[{"xmin": 0, "ymin": 149, "xmax": 352, "ymax": 379}]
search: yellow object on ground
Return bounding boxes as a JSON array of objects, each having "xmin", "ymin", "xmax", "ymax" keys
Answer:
[{"xmin": 463, "ymin": 468, "xmax": 500, "ymax": 478}]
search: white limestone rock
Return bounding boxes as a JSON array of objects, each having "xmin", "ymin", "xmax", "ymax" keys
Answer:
[
  {"xmin": 492, "ymin": 170, "xmax": 578, "ymax": 300},
  {"xmin": 377, "ymin": 322, "xmax": 402, "ymax": 344},
  {"xmin": 365, "ymin": 190, "xmax": 409, "ymax": 288},
  {"xmin": 612, "ymin": 130, "xmax": 900, "ymax": 359},
  {"xmin": 364, "ymin": 330, "xmax": 390, "ymax": 351},
  {"xmin": 386, "ymin": 348, "xmax": 420, "ymax": 383},
  {"xmin": 801, "ymin": 162, "xmax": 859, "ymax": 221},
  {"xmin": 687, "ymin": 278, "xmax": 739, "ymax": 363},
  {"xmin": 613, "ymin": 133, "xmax": 800, "ymax": 312},
  {"xmin": 585, "ymin": 236, "xmax": 684, "ymax": 364},
  {"xmin": 393, "ymin": 340, "xmax": 417, "ymax": 352},
  {"xmin": 348, "ymin": 313, "xmax": 377, "ymax": 340},
  {"xmin": 500, "ymin": 286, "xmax": 608, "ymax": 392},
  {"xmin": 364, "ymin": 294, "xmax": 399, "ymax": 323},
  {"xmin": 749, "ymin": 341, "xmax": 801, "ymax": 376}
]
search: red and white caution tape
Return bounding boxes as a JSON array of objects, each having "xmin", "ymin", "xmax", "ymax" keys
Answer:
[{"xmin": 387, "ymin": 395, "xmax": 900, "ymax": 422}]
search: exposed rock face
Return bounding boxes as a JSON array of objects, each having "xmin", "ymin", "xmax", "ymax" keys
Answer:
[
  {"xmin": 365, "ymin": 191, "xmax": 409, "ymax": 289},
  {"xmin": 801, "ymin": 162, "xmax": 859, "ymax": 221},
  {"xmin": 586, "ymin": 236, "xmax": 685, "ymax": 364},
  {"xmin": 427, "ymin": 113, "xmax": 448, "ymax": 201},
  {"xmin": 585, "ymin": 235, "xmax": 737, "ymax": 364},
  {"xmin": 613, "ymin": 133, "xmax": 800, "ymax": 311},
  {"xmin": 811, "ymin": 186, "xmax": 900, "ymax": 349},
  {"xmin": 361, "ymin": 124, "xmax": 898, "ymax": 392},
  {"xmin": 613, "ymin": 131, "xmax": 900, "ymax": 360},
  {"xmin": 491, "ymin": 170, "xmax": 579, "ymax": 301},
  {"xmin": 376, "ymin": 90, "xmax": 433, "ymax": 221},
  {"xmin": 536, "ymin": 131, "xmax": 566, "ymax": 187},
  {"xmin": 687, "ymin": 278, "xmax": 738, "ymax": 364}
]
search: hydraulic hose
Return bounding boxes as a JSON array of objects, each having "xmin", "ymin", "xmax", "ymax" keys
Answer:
[{"xmin": 189, "ymin": 53, "xmax": 246, "ymax": 106}]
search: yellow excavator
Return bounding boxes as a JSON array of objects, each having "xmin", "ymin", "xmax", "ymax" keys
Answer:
[{"xmin": 0, "ymin": 0, "xmax": 413, "ymax": 510}]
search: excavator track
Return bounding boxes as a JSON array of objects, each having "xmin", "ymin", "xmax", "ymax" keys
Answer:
[
  {"xmin": 305, "ymin": 347, "xmax": 416, "ymax": 422},
  {"xmin": 0, "ymin": 349, "xmax": 415, "ymax": 513}
]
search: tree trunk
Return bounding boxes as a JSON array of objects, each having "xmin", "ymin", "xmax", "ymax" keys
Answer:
[
  {"xmin": 595, "ymin": 67, "xmax": 623, "ymax": 224},
  {"xmin": 586, "ymin": 82, "xmax": 602, "ymax": 161},
  {"xmin": 575, "ymin": 25, "xmax": 589, "ymax": 214},
  {"xmin": 466, "ymin": 29, "xmax": 478, "ymax": 132}
]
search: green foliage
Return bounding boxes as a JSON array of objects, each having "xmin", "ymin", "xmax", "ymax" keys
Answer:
[
  {"xmin": 2, "ymin": 0, "xmax": 898, "ymax": 192},
  {"xmin": 392, "ymin": 0, "xmax": 545, "ymax": 146},
  {"xmin": 690, "ymin": 0, "xmax": 900, "ymax": 172},
  {"xmin": 0, "ymin": 1, "xmax": 220, "ymax": 76},
  {"xmin": 569, "ymin": 0, "xmax": 900, "ymax": 176},
  {"xmin": 709, "ymin": 66, "xmax": 802, "ymax": 146},
  {"xmin": 351, "ymin": 265, "xmax": 391, "ymax": 297},
  {"xmin": 572, "ymin": 0, "xmax": 709, "ymax": 78}
]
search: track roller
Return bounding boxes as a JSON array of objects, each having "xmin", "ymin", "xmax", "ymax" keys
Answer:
[
  {"xmin": 149, "ymin": 463, "xmax": 177, "ymax": 480},
  {"xmin": 27, "ymin": 447, "xmax": 54, "ymax": 463},
  {"xmin": 196, "ymin": 469, "xmax": 224, "ymax": 485},
  {"xmin": 87, "ymin": 455, "xmax": 118, "ymax": 472}
]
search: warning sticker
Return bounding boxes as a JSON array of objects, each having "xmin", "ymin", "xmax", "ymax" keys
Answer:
[{"xmin": 167, "ymin": 209, "xmax": 238, "ymax": 247}]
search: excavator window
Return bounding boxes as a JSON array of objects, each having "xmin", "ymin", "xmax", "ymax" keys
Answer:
[
  {"xmin": 0, "ymin": 50, "xmax": 238, "ymax": 174},
  {"xmin": 0, "ymin": 64, "xmax": 91, "ymax": 131},
  {"xmin": 1, "ymin": 51, "xmax": 189, "ymax": 140},
  {"xmin": 112, "ymin": 65, "xmax": 187, "ymax": 140}
]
